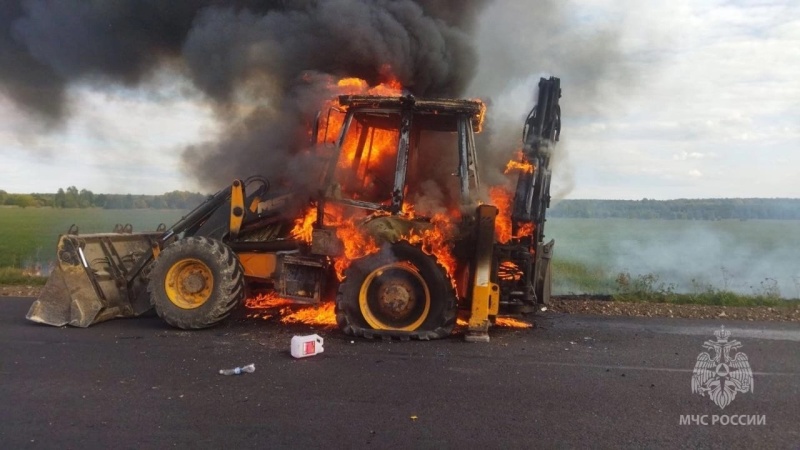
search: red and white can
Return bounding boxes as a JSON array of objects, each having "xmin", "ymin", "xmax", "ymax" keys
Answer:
[{"xmin": 291, "ymin": 334, "xmax": 324, "ymax": 358}]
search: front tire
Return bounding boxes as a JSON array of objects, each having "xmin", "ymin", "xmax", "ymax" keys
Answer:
[
  {"xmin": 148, "ymin": 237, "xmax": 244, "ymax": 329},
  {"xmin": 336, "ymin": 242, "xmax": 457, "ymax": 340}
]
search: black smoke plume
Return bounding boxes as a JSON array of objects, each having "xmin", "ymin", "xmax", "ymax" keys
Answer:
[{"xmin": 1, "ymin": 0, "xmax": 489, "ymax": 188}]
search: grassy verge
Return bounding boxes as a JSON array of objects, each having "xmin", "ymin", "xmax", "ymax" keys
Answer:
[
  {"xmin": 0, "ymin": 267, "xmax": 48, "ymax": 286},
  {"xmin": 553, "ymin": 258, "xmax": 798, "ymax": 306},
  {"xmin": 613, "ymin": 271, "xmax": 795, "ymax": 307},
  {"xmin": 551, "ymin": 259, "xmax": 617, "ymax": 294}
]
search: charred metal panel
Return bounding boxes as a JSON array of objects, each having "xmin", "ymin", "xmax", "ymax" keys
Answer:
[
  {"xmin": 391, "ymin": 108, "xmax": 413, "ymax": 213},
  {"xmin": 278, "ymin": 254, "xmax": 326, "ymax": 304},
  {"xmin": 338, "ymin": 95, "xmax": 484, "ymax": 130},
  {"xmin": 457, "ymin": 117, "xmax": 470, "ymax": 199},
  {"xmin": 310, "ymin": 228, "xmax": 344, "ymax": 256}
]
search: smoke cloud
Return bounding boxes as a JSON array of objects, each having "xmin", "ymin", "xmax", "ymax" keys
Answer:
[
  {"xmin": 2, "ymin": 0, "xmax": 645, "ymax": 205},
  {"xmin": 1, "ymin": 0, "xmax": 488, "ymax": 188},
  {"xmin": 468, "ymin": 0, "xmax": 637, "ymax": 200},
  {"xmin": 2, "ymin": 0, "xmax": 635, "ymax": 195},
  {"xmin": 2, "ymin": 0, "xmax": 209, "ymax": 122}
]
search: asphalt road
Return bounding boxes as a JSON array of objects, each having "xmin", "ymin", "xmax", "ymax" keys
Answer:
[{"xmin": 1, "ymin": 298, "xmax": 798, "ymax": 449}]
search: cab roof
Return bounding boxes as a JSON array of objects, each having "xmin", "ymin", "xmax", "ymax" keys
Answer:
[{"xmin": 337, "ymin": 95, "xmax": 485, "ymax": 132}]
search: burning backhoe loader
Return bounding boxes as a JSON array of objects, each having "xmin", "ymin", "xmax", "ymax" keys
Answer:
[{"xmin": 27, "ymin": 76, "xmax": 561, "ymax": 342}]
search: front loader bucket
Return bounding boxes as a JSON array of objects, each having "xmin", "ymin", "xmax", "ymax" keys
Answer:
[{"xmin": 26, "ymin": 231, "xmax": 162, "ymax": 327}]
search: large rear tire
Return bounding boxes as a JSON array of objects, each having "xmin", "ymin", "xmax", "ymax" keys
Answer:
[
  {"xmin": 336, "ymin": 242, "xmax": 457, "ymax": 340},
  {"xmin": 148, "ymin": 237, "xmax": 244, "ymax": 329}
]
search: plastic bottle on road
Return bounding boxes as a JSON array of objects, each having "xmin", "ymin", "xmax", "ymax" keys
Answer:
[{"xmin": 219, "ymin": 363, "xmax": 255, "ymax": 376}]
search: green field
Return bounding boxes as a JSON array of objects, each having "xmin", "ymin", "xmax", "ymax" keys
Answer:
[
  {"xmin": 0, "ymin": 207, "xmax": 186, "ymax": 269},
  {"xmin": 546, "ymin": 218, "xmax": 800, "ymax": 299},
  {"xmin": 1, "ymin": 208, "xmax": 798, "ymax": 299}
]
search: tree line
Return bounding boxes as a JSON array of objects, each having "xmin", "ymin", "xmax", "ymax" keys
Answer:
[
  {"xmin": 2, "ymin": 188, "xmax": 799, "ymax": 220},
  {"xmin": 549, "ymin": 198, "xmax": 800, "ymax": 220},
  {"xmin": 0, "ymin": 187, "xmax": 208, "ymax": 210}
]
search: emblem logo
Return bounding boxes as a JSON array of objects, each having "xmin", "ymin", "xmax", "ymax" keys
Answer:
[{"xmin": 691, "ymin": 326, "xmax": 754, "ymax": 409}]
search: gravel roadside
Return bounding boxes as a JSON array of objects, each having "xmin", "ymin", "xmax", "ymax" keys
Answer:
[
  {"xmin": 548, "ymin": 296, "xmax": 800, "ymax": 322},
  {"xmin": 0, "ymin": 285, "xmax": 42, "ymax": 298},
  {"xmin": 4, "ymin": 285, "xmax": 798, "ymax": 323}
]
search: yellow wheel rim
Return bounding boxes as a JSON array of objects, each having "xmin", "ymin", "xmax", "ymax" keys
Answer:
[
  {"xmin": 164, "ymin": 258, "xmax": 214, "ymax": 309},
  {"xmin": 358, "ymin": 262, "xmax": 430, "ymax": 331}
]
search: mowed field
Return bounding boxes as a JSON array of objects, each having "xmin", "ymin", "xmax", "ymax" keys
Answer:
[{"xmin": 1, "ymin": 208, "xmax": 798, "ymax": 298}]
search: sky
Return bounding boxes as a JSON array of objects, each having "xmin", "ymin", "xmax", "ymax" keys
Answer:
[{"xmin": 1, "ymin": 0, "xmax": 798, "ymax": 199}]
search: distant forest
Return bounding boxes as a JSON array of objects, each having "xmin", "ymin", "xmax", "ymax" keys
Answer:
[
  {"xmin": 549, "ymin": 198, "xmax": 800, "ymax": 220},
  {"xmin": 0, "ymin": 187, "xmax": 207, "ymax": 210},
  {"xmin": 1, "ymin": 188, "xmax": 799, "ymax": 220}
]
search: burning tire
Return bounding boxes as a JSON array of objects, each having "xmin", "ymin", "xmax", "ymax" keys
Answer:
[
  {"xmin": 336, "ymin": 241, "xmax": 457, "ymax": 340},
  {"xmin": 148, "ymin": 237, "xmax": 244, "ymax": 329}
]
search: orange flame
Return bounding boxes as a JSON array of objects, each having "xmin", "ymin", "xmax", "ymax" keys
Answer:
[
  {"xmin": 504, "ymin": 159, "xmax": 534, "ymax": 174},
  {"xmin": 334, "ymin": 216, "xmax": 380, "ymax": 280},
  {"xmin": 336, "ymin": 122, "xmax": 399, "ymax": 193},
  {"xmin": 456, "ymin": 317, "xmax": 532, "ymax": 329},
  {"xmin": 290, "ymin": 201, "xmax": 383, "ymax": 280},
  {"xmin": 316, "ymin": 71, "xmax": 403, "ymax": 146},
  {"xmin": 488, "ymin": 186, "xmax": 535, "ymax": 244},
  {"xmin": 336, "ymin": 65, "xmax": 402, "ymax": 96},
  {"xmin": 313, "ymin": 71, "xmax": 405, "ymax": 205},
  {"xmin": 403, "ymin": 212, "xmax": 458, "ymax": 280},
  {"xmin": 280, "ymin": 302, "xmax": 337, "ymax": 328},
  {"xmin": 498, "ymin": 261, "xmax": 523, "ymax": 281},
  {"xmin": 290, "ymin": 203, "xmax": 317, "ymax": 242},
  {"xmin": 513, "ymin": 223, "xmax": 534, "ymax": 239},
  {"xmin": 494, "ymin": 317, "xmax": 533, "ymax": 328},
  {"xmin": 245, "ymin": 292, "xmax": 294, "ymax": 309},
  {"xmin": 489, "ymin": 186, "xmax": 513, "ymax": 243},
  {"xmin": 245, "ymin": 292, "xmax": 337, "ymax": 328},
  {"xmin": 504, "ymin": 150, "xmax": 534, "ymax": 174},
  {"xmin": 475, "ymin": 101, "xmax": 487, "ymax": 132}
]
